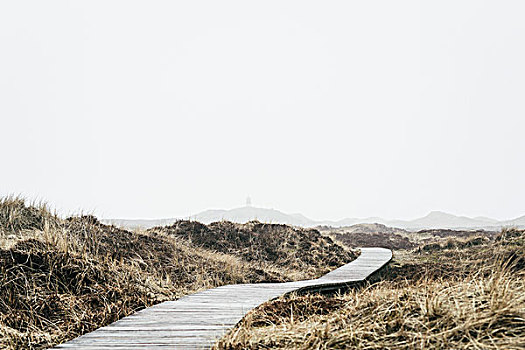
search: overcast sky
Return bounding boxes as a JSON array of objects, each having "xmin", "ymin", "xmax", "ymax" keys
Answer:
[{"xmin": 1, "ymin": 1, "xmax": 524, "ymax": 221}]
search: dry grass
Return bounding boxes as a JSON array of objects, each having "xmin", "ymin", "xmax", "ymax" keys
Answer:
[
  {"xmin": 216, "ymin": 229, "xmax": 525, "ymax": 349},
  {"xmin": 319, "ymin": 224, "xmax": 499, "ymax": 252},
  {"xmin": 0, "ymin": 196, "xmax": 355, "ymax": 349},
  {"xmin": 0, "ymin": 196, "xmax": 55, "ymax": 236},
  {"xmin": 150, "ymin": 220, "xmax": 358, "ymax": 280}
]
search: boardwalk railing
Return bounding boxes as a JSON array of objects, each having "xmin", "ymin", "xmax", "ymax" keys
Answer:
[{"xmin": 54, "ymin": 247, "xmax": 392, "ymax": 349}]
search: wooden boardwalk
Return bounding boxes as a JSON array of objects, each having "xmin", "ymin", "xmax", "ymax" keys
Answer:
[{"xmin": 54, "ymin": 247, "xmax": 392, "ymax": 349}]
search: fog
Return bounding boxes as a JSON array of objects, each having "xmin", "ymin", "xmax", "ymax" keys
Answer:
[{"xmin": 1, "ymin": 1, "xmax": 524, "ymax": 221}]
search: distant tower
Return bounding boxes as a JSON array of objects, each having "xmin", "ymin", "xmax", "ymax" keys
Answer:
[{"xmin": 246, "ymin": 196, "xmax": 252, "ymax": 207}]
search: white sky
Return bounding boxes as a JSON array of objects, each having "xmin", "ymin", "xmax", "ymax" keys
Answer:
[{"xmin": 1, "ymin": 1, "xmax": 524, "ymax": 221}]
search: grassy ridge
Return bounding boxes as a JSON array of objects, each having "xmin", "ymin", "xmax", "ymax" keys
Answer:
[
  {"xmin": 217, "ymin": 230, "xmax": 525, "ymax": 349},
  {"xmin": 0, "ymin": 197, "xmax": 356, "ymax": 349},
  {"xmin": 150, "ymin": 220, "xmax": 357, "ymax": 280}
]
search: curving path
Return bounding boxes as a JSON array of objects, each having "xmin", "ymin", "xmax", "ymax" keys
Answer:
[{"xmin": 54, "ymin": 247, "xmax": 392, "ymax": 349}]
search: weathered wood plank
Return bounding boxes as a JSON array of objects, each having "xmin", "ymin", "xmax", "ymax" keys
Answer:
[{"xmin": 53, "ymin": 247, "xmax": 391, "ymax": 350}]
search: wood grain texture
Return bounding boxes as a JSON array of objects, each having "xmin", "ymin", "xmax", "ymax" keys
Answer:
[{"xmin": 54, "ymin": 247, "xmax": 392, "ymax": 349}]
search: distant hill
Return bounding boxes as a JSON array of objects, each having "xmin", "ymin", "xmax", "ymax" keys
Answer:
[
  {"xmin": 501, "ymin": 215, "xmax": 525, "ymax": 227},
  {"xmin": 326, "ymin": 211, "xmax": 523, "ymax": 230},
  {"xmin": 190, "ymin": 206, "xmax": 315, "ymax": 226},
  {"xmin": 104, "ymin": 206, "xmax": 525, "ymax": 230},
  {"xmin": 102, "ymin": 207, "xmax": 316, "ymax": 229},
  {"xmin": 386, "ymin": 211, "xmax": 502, "ymax": 230}
]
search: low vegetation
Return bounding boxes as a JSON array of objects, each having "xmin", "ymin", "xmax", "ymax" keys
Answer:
[
  {"xmin": 319, "ymin": 223, "xmax": 418, "ymax": 250},
  {"xmin": 320, "ymin": 223, "xmax": 498, "ymax": 251},
  {"xmin": 217, "ymin": 229, "xmax": 525, "ymax": 349},
  {"xmin": 150, "ymin": 220, "xmax": 357, "ymax": 279},
  {"xmin": 0, "ymin": 196, "xmax": 356, "ymax": 349},
  {"xmin": 4, "ymin": 195, "xmax": 521, "ymax": 349}
]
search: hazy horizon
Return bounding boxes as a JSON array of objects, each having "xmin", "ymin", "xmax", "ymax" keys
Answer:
[
  {"xmin": 1, "ymin": 1, "xmax": 524, "ymax": 222},
  {"xmin": 100, "ymin": 202, "xmax": 525, "ymax": 223}
]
